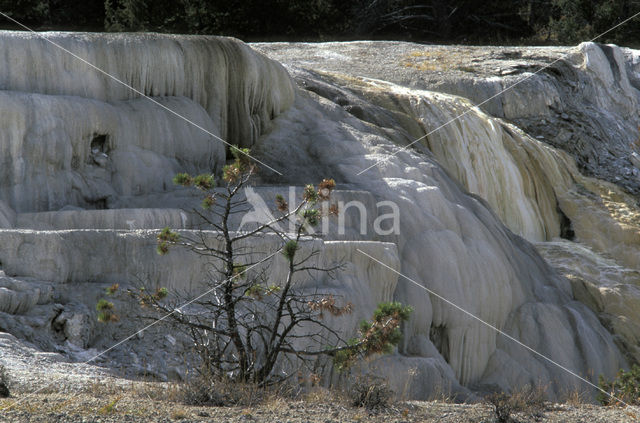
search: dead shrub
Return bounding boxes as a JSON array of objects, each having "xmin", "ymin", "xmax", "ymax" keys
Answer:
[
  {"xmin": 485, "ymin": 385, "xmax": 546, "ymax": 423},
  {"xmin": 348, "ymin": 376, "xmax": 394, "ymax": 411},
  {"xmin": 181, "ymin": 374, "xmax": 264, "ymax": 407}
]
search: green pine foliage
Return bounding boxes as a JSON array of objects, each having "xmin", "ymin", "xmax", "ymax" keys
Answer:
[
  {"xmin": 334, "ymin": 302, "xmax": 413, "ymax": 371},
  {"xmin": 282, "ymin": 240, "xmax": 298, "ymax": 262},
  {"xmin": 598, "ymin": 364, "xmax": 640, "ymax": 406},
  {"xmin": 156, "ymin": 227, "xmax": 179, "ymax": 255},
  {"xmin": 193, "ymin": 174, "xmax": 215, "ymax": 190}
]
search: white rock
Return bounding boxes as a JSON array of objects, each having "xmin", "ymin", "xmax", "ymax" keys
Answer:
[
  {"xmin": 0, "ymin": 201, "xmax": 15, "ymax": 228},
  {"xmin": 0, "ymin": 33, "xmax": 639, "ymax": 400}
]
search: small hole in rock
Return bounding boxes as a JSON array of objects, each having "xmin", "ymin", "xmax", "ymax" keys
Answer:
[
  {"xmin": 91, "ymin": 134, "xmax": 108, "ymax": 154},
  {"xmin": 557, "ymin": 204, "xmax": 575, "ymax": 241},
  {"xmin": 86, "ymin": 198, "xmax": 108, "ymax": 210}
]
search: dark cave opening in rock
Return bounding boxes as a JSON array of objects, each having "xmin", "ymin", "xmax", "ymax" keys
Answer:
[
  {"xmin": 558, "ymin": 206, "xmax": 575, "ymax": 241},
  {"xmin": 90, "ymin": 134, "xmax": 109, "ymax": 154},
  {"xmin": 429, "ymin": 324, "xmax": 450, "ymax": 362}
]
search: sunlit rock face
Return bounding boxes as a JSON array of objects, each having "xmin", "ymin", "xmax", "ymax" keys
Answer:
[
  {"xmin": 0, "ymin": 33, "xmax": 639, "ymax": 400},
  {"xmin": 254, "ymin": 86, "xmax": 624, "ymax": 395},
  {"xmin": 254, "ymin": 41, "xmax": 640, "ymax": 396},
  {"xmin": 310, "ymin": 77, "xmax": 564, "ymax": 241},
  {"xmin": 255, "ymin": 41, "xmax": 640, "ymax": 195},
  {"xmin": 313, "ymin": 71, "xmax": 640, "ymax": 272},
  {"xmin": 536, "ymin": 240, "xmax": 640, "ymax": 364}
]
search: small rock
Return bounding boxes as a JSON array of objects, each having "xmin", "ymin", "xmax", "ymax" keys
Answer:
[
  {"xmin": 92, "ymin": 152, "xmax": 109, "ymax": 167},
  {"xmin": 33, "ymin": 351, "xmax": 67, "ymax": 362},
  {"xmin": 57, "ymin": 309, "xmax": 92, "ymax": 348},
  {"xmin": 500, "ymin": 68, "xmax": 519, "ymax": 75}
]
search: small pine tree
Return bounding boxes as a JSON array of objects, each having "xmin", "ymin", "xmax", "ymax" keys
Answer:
[{"xmin": 128, "ymin": 147, "xmax": 411, "ymax": 385}]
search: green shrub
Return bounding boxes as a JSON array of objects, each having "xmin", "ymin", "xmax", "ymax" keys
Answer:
[
  {"xmin": 598, "ymin": 365, "xmax": 640, "ymax": 406},
  {"xmin": 96, "ymin": 298, "xmax": 118, "ymax": 323}
]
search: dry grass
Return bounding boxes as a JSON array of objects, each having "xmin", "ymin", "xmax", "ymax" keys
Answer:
[
  {"xmin": 1, "ymin": 386, "xmax": 639, "ymax": 423},
  {"xmin": 399, "ymin": 49, "xmax": 477, "ymax": 73},
  {"xmin": 300, "ymin": 386, "xmax": 335, "ymax": 404},
  {"xmin": 98, "ymin": 396, "xmax": 121, "ymax": 415},
  {"xmin": 1, "ymin": 372, "xmax": 639, "ymax": 422},
  {"xmin": 560, "ymin": 388, "xmax": 590, "ymax": 407},
  {"xmin": 170, "ymin": 408, "xmax": 188, "ymax": 420}
]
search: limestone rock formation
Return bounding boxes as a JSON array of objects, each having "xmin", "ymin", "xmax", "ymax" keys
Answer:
[
  {"xmin": 0, "ymin": 32, "xmax": 295, "ymax": 213},
  {"xmin": 0, "ymin": 201, "xmax": 15, "ymax": 228},
  {"xmin": 0, "ymin": 32, "xmax": 639, "ymax": 401},
  {"xmin": 255, "ymin": 41, "xmax": 640, "ymax": 196}
]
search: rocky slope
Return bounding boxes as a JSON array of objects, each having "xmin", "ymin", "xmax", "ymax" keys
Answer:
[{"xmin": 0, "ymin": 32, "xmax": 639, "ymax": 405}]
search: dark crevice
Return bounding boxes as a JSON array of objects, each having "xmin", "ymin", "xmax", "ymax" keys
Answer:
[
  {"xmin": 86, "ymin": 197, "xmax": 108, "ymax": 210},
  {"xmin": 429, "ymin": 324, "xmax": 449, "ymax": 361},
  {"xmin": 343, "ymin": 104, "xmax": 366, "ymax": 120},
  {"xmin": 557, "ymin": 205, "xmax": 575, "ymax": 241},
  {"xmin": 90, "ymin": 134, "xmax": 109, "ymax": 154},
  {"xmin": 51, "ymin": 308, "xmax": 65, "ymax": 333}
]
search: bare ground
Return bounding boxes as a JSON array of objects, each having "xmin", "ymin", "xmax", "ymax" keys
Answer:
[
  {"xmin": 1, "ymin": 332, "xmax": 639, "ymax": 423},
  {"xmin": 1, "ymin": 383, "xmax": 639, "ymax": 423}
]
